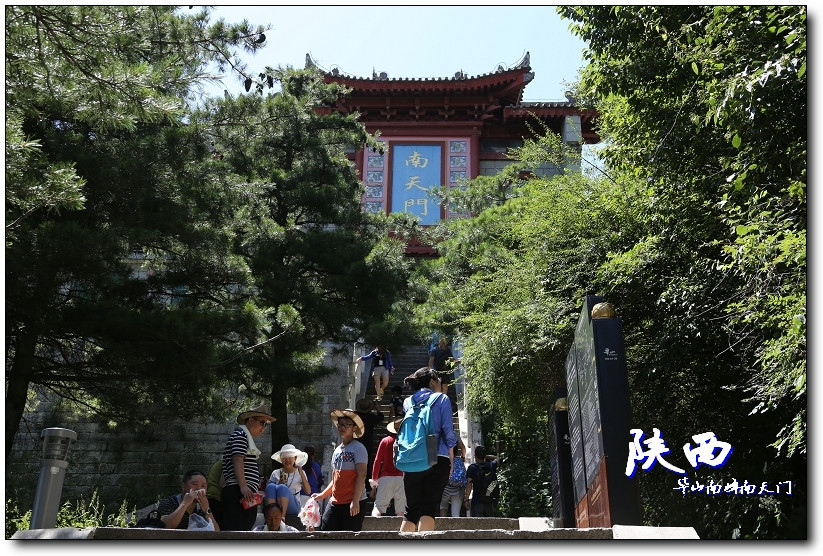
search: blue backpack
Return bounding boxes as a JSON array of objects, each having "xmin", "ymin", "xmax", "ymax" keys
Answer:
[
  {"xmin": 394, "ymin": 392, "xmax": 442, "ymax": 472},
  {"xmin": 448, "ymin": 456, "xmax": 468, "ymax": 487}
]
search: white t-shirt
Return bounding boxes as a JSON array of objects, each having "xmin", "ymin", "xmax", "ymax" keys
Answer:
[
  {"xmin": 269, "ymin": 468, "xmax": 304, "ymax": 496},
  {"xmin": 253, "ymin": 521, "xmax": 298, "ymax": 532}
]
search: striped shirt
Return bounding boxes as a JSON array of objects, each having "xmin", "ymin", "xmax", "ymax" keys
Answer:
[
  {"xmin": 157, "ymin": 494, "xmax": 205, "ymax": 530},
  {"xmin": 222, "ymin": 426, "xmax": 260, "ymax": 490}
]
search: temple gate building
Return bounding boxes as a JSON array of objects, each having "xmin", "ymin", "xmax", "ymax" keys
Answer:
[{"xmin": 309, "ymin": 51, "xmax": 599, "ymax": 254}]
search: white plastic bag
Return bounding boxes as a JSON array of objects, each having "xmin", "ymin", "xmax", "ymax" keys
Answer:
[
  {"xmin": 299, "ymin": 497, "xmax": 321, "ymax": 530},
  {"xmin": 187, "ymin": 512, "xmax": 215, "ymax": 531}
]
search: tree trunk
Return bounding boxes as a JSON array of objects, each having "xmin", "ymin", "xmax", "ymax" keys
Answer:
[
  {"xmin": 269, "ymin": 386, "xmax": 290, "ymax": 453},
  {"xmin": 6, "ymin": 331, "xmax": 37, "ymax": 459}
]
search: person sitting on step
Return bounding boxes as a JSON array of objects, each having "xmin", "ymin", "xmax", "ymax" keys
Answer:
[
  {"xmin": 265, "ymin": 444, "xmax": 312, "ymax": 517},
  {"xmin": 253, "ymin": 500, "xmax": 299, "ymax": 532}
]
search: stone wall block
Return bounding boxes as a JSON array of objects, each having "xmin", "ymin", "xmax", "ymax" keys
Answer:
[{"xmin": 8, "ymin": 346, "xmax": 356, "ymax": 510}]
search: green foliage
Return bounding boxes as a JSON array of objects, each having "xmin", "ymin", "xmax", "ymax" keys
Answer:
[
  {"xmin": 5, "ymin": 6, "xmax": 415, "ymax": 459},
  {"xmin": 5, "ymin": 498, "xmax": 29, "ymax": 539},
  {"xmin": 5, "ymin": 490, "xmax": 135, "ymax": 539},
  {"xmin": 189, "ymin": 66, "xmax": 415, "ymax": 448},
  {"xmin": 413, "ymin": 7, "xmax": 806, "ymax": 533},
  {"xmin": 558, "ymin": 4, "xmax": 806, "ymax": 459},
  {"xmin": 4, "ymin": 114, "xmax": 86, "ymax": 246},
  {"xmin": 417, "ymin": 161, "xmax": 637, "ymax": 425},
  {"xmin": 493, "ymin": 426, "xmax": 554, "ymax": 518}
]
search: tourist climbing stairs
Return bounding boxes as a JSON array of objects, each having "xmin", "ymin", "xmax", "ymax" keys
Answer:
[
  {"xmin": 364, "ymin": 345, "xmax": 460, "ymax": 446},
  {"xmin": 360, "ymin": 344, "xmax": 465, "ymax": 516}
]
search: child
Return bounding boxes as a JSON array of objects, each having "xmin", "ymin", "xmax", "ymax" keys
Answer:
[
  {"xmin": 390, "ymin": 385, "xmax": 405, "ymax": 417},
  {"xmin": 440, "ymin": 446, "xmax": 468, "ymax": 517},
  {"xmin": 312, "ymin": 408, "xmax": 368, "ymax": 531}
]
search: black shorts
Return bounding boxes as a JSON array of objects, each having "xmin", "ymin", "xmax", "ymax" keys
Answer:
[{"xmin": 403, "ymin": 456, "xmax": 451, "ymax": 524}]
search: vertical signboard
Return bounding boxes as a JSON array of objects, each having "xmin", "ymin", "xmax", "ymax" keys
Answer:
[
  {"xmin": 549, "ymin": 391, "xmax": 576, "ymax": 528},
  {"xmin": 566, "ymin": 295, "xmax": 603, "ymax": 505},
  {"xmin": 363, "ymin": 141, "xmax": 388, "ymax": 214},
  {"xmin": 575, "ymin": 303, "xmax": 605, "ymax": 489},
  {"xmin": 390, "ymin": 144, "xmax": 443, "ymax": 224},
  {"xmin": 591, "ymin": 315, "xmax": 642, "ymax": 525},
  {"xmin": 564, "ymin": 295, "xmax": 641, "ymax": 527}
]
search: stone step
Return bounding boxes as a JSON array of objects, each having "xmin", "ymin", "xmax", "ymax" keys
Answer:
[
  {"xmin": 362, "ymin": 345, "xmax": 462, "ymax": 458},
  {"xmin": 362, "ymin": 516, "xmax": 519, "ymax": 531},
  {"xmin": 13, "ymin": 524, "xmax": 702, "ymax": 540}
]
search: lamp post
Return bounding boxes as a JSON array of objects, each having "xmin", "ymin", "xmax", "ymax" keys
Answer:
[{"xmin": 30, "ymin": 427, "xmax": 77, "ymax": 529}]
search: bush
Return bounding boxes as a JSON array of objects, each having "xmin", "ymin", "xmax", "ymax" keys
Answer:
[
  {"xmin": 486, "ymin": 425, "xmax": 554, "ymax": 518},
  {"xmin": 5, "ymin": 490, "xmax": 135, "ymax": 539}
]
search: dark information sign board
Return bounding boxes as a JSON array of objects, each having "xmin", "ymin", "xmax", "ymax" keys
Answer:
[
  {"xmin": 549, "ymin": 391, "xmax": 575, "ymax": 527},
  {"xmin": 565, "ymin": 348, "xmax": 587, "ymax": 504},
  {"xmin": 565, "ymin": 295, "xmax": 603, "ymax": 505},
  {"xmin": 564, "ymin": 295, "xmax": 642, "ymax": 526}
]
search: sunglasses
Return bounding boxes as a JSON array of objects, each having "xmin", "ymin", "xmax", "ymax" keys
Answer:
[
  {"xmin": 337, "ymin": 421, "xmax": 354, "ymax": 429},
  {"xmin": 253, "ymin": 417, "xmax": 269, "ymax": 428}
]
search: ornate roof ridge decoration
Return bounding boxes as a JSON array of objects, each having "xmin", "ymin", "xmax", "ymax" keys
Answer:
[
  {"xmin": 304, "ymin": 51, "xmax": 532, "ymax": 84},
  {"xmin": 308, "ymin": 50, "xmax": 598, "ymax": 140}
]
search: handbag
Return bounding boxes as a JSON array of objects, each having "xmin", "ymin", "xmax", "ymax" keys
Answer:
[{"xmin": 240, "ymin": 490, "xmax": 263, "ymax": 510}]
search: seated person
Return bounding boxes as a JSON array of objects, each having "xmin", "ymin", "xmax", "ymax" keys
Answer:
[
  {"xmin": 253, "ymin": 500, "xmax": 299, "ymax": 532},
  {"xmin": 265, "ymin": 444, "xmax": 311, "ymax": 515},
  {"xmin": 157, "ymin": 470, "xmax": 220, "ymax": 530}
]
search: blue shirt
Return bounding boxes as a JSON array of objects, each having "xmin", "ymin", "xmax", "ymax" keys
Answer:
[
  {"xmin": 305, "ymin": 461, "xmax": 324, "ymax": 494},
  {"xmin": 361, "ymin": 349, "xmax": 393, "ymax": 372},
  {"xmin": 429, "ymin": 345, "xmax": 454, "ymax": 371},
  {"xmin": 409, "ymin": 389, "xmax": 457, "ymax": 457}
]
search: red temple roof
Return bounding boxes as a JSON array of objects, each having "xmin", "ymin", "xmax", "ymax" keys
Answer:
[{"xmin": 306, "ymin": 52, "xmax": 598, "ymax": 142}]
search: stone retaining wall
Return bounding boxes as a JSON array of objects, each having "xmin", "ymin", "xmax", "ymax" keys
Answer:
[{"xmin": 6, "ymin": 347, "xmax": 356, "ymax": 513}]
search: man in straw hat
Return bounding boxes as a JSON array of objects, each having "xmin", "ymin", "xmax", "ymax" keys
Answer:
[
  {"xmin": 265, "ymin": 444, "xmax": 311, "ymax": 516},
  {"xmin": 311, "ymin": 408, "xmax": 368, "ymax": 531},
  {"xmin": 370, "ymin": 417, "xmax": 406, "ymax": 517},
  {"xmin": 220, "ymin": 404, "xmax": 275, "ymax": 530}
]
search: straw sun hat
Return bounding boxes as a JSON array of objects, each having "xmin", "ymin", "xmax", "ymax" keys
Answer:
[
  {"xmin": 330, "ymin": 409, "xmax": 365, "ymax": 438},
  {"xmin": 236, "ymin": 404, "xmax": 276, "ymax": 424}
]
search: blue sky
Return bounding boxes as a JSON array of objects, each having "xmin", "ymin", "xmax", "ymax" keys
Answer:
[{"xmin": 203, "ymin": 4, "xmax": 587, "ymax": 102}]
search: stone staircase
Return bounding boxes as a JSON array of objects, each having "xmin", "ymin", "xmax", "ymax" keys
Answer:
[
  {"xmin": 17, "ymin": 344, "xmax": 702, "ymax": 541},
  {"xmin": 364, "ymin": 345, "xmax": 461, "ymax": 445},
  {"xmin": 358, "ymin": 344, "xmax": 464, "ymax": 516}
]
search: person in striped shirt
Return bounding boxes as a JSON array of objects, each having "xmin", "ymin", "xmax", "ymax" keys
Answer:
[
  {"xmin": 312, "ymin": 408, "xmax": 368, "ymax": 531},
  {"xmin": 220, "ymin": 404, "xmax": 275, "ymax": 531}
]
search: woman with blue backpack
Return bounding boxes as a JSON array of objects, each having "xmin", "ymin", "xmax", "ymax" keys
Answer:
[{"xmin": 394, "ymin": 367, "xmax": 457, "ymax": 532}]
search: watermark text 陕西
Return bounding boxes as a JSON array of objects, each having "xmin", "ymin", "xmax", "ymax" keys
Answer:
[{"xmin": 626, "ymin": 428, "xmax": 733, "ymax": 477}]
